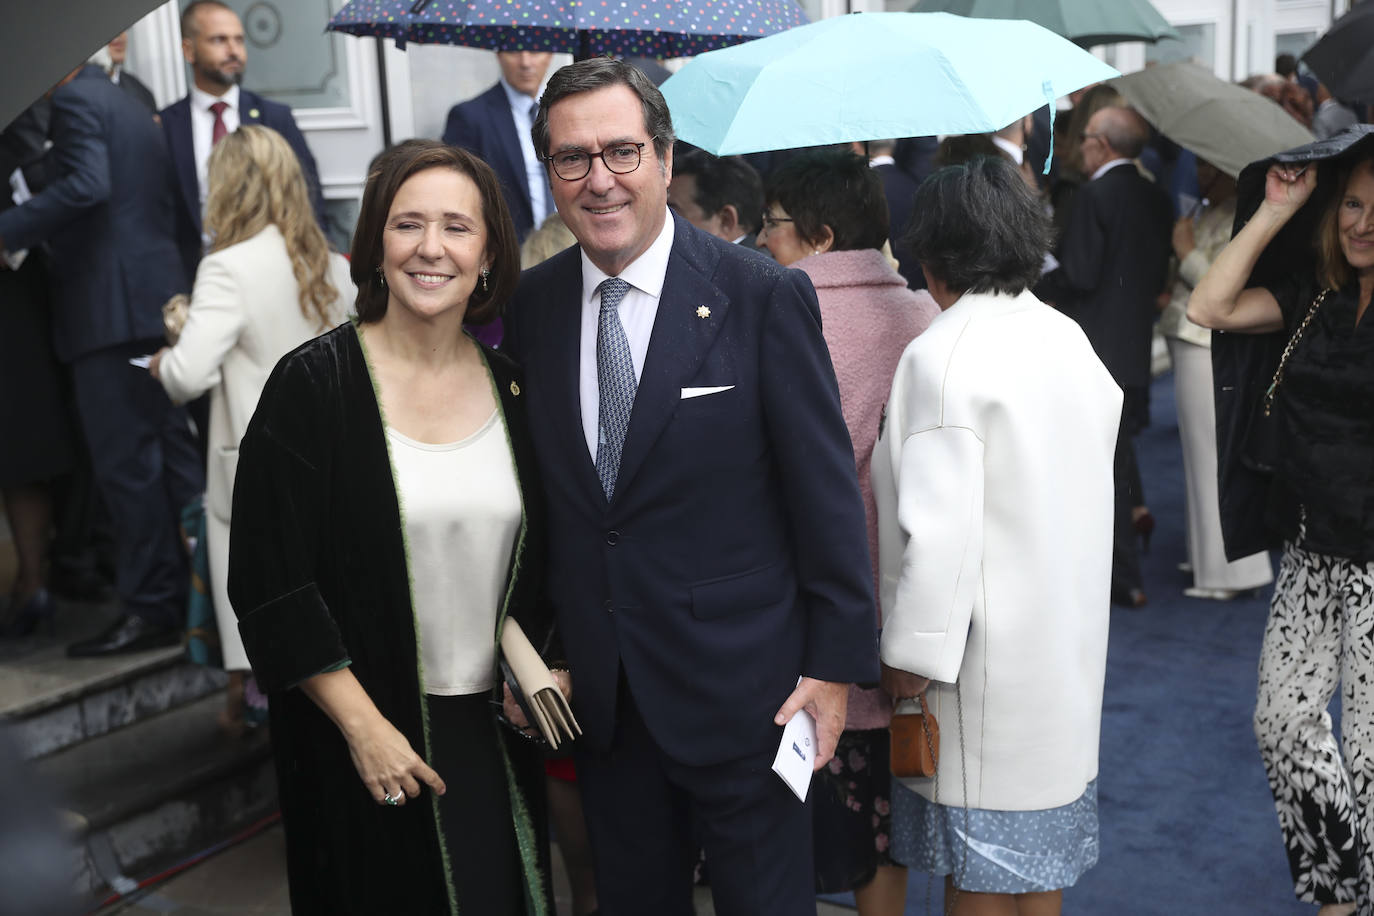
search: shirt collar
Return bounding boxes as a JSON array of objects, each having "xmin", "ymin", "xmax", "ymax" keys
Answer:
[
  {"xmin": 1091, "ymin": 158, "xmax": 1132, "ymax": 181},
  {"xmin": 868, "ymin": 155, "xmax": 895, "ymax": 168},
  {"xmin": 191, "ymin": 83, "xmax": 239, "ymax": 113},
  {"xmin": 581, "ymin": 209, "xmax": 676, "ymax": 303},
  {"xmin": 991, "ymin": 135, "xmax": 1025, "ymax": 165},
  {"xmin": 499, "ymin": 76, "xmax": 544, "ymax": 113}
]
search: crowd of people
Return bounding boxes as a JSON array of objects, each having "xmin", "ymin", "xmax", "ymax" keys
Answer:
[{"xmin": 1, "ymin": 5, "xmax": 1373, "ymax": 915}]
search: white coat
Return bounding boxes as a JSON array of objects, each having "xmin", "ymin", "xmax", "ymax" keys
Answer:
[
  {"xmin": 873, "ymin": 289, "xmax": 1121, "ymax": 811},
  {"xmin": 159, "ymin": 225, "xmax": 353, "ymax": 669}
]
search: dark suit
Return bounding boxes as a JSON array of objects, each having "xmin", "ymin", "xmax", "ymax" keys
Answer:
[
  {"xmin": 0, "ymin": 65, "xmax": 202, "ymax": 625},
  {"xmin": 443, "ymin": 84, "xmax": 544, "ymax": 241},
  {"xmin": 115, "ymin": 69, "xmax": 156, "ymax": 113},
  {"xmin": 1040, "ymin": 161, "xmax": 1172, "ymax": 599},
  {"xmin": 872, "ymin": 161, "xmax": 923, "ymax": 288},
  {"xmin": 505, "ymin": 213, "xmax": 878, "ymax": 914},
  {"xmin": 160, "ymin": 90, "xmax": 326, "ymax": 282}
]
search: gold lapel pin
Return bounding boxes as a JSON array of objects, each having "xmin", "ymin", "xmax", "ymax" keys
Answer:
[
  {"xmin": 248, "ymin": 108, "xmax": 260, "ymax": 119},
  {"xmin": 696, "ymin": 305, "xmax": 711, "ymax": 319},
  {"xmin": 510, "ymin": 381, "xmax": 521, "ymax": 396}
]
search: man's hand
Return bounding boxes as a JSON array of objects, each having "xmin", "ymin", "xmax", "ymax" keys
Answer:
[
  {"xmin": 880, "ymin": 663, "xmax": 930, "ymax": 701},
  {"xmin": 774, "ymin": 677, "xmax": 848, "ymax": 772}
]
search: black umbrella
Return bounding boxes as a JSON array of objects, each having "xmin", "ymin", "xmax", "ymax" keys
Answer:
[{"xmin": 1302, "ymin": 1, "xmax": 1374, "ymax": 103}]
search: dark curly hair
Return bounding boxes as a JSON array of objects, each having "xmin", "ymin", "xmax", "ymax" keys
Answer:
[
  {"xmin": 904, "ymin": 155, "xmax": 1052, "ymax": 295},
  {"xmin": 764, "ymin": 148, "xmax": 888, "ymax": 252}
]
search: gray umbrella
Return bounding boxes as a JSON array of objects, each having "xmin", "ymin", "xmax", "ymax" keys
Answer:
[
  {"xmin": 1111, "ymin": 61, "xmax": 1315, "ymax": 178},
  {"xmin": 2, "ymin": 0, "xmax": 165, "ymax": 130}
]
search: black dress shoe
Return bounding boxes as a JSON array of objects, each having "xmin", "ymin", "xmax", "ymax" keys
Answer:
[{"xmin": 67, "ymin": 614, "xmax": 182, "ymax": 658}]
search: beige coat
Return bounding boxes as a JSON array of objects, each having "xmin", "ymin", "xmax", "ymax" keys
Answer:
[{"xmin": 159, "ymin": 225, "xmax": 353, "ymax": 669}]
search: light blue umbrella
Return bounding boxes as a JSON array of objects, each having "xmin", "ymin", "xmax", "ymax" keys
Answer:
[{"xmin": 660, "ymin": 11, "xmax": 1118, "ymax": 158}]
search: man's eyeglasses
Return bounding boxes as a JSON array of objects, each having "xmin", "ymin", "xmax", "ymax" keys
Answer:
[
  {"xmin": 545, "ymin": 140, "xmax": 655, "ymax": 181},
  {"xmin": 760, "ymin": 213, "xmax": 794, "ymax": 231}
]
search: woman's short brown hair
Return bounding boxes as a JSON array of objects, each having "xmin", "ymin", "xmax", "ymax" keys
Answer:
[
  {"xmin": 1316, "ymin": 156, "xmax": 1374, "ymax": 292},
  {"xmin": 350, "ymin": 140, "xmax": 520, "ymax": 325}
]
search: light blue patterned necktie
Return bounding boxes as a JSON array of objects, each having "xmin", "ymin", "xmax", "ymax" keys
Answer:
[{"xmin": 595, "ymin": 278, "xmax": 636, "ymax": 499}]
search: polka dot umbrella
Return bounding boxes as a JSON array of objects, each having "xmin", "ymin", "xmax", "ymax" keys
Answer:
[{"xmin": 327, "ymin": 0, "xmax": 809, "ymax": 60}]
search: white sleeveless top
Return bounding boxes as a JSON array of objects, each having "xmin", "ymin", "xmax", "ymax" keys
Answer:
[{"xmin": 387, "ymin": 410, "xmax": 521, "ymax": 696}]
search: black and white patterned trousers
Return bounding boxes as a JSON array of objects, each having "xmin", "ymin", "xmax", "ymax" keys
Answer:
[{"xmin": 1254, "ymin": 537, "xmax": 1374, "ymax": 912}]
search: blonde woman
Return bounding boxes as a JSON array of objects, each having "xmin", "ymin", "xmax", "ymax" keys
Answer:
[{"xmin": 150, "ymin": 124, "xmax": 353, "ymax": 733}]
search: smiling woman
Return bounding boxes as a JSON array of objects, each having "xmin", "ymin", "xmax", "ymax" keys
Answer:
[{"xmin": 227, "ymin": 140, "xmax": 560, "ymax": 914}]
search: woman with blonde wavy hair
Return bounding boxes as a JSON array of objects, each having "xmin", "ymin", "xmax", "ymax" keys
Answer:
[{"xmin": 150, "ymin": 124, "xmax": 354, "ymax": 733}]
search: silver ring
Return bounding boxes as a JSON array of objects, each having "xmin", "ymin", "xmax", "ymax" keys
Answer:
[{"xmin": 383, "ymin": 792, "xmax": 400, "ymax": 806}]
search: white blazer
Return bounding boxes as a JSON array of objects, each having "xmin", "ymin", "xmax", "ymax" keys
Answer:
[
  {"xmin": 159, "ymin": 225, "xmax": 353, "ymax": 669},
  {"xmin": 873, "ymin": 289, "xmax": 1121, "ymax": 811}
]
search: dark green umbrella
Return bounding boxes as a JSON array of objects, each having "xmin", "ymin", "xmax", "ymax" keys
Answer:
[
  {"xmin": 908, "ymin": 0, "xmax": 1178, "ymax": 47},
  {"xmin": 1112, "ymin": 61, "xmax": 1314, "ymax": 179}
]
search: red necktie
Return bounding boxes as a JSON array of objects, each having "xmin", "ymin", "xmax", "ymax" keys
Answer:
[{"xmin": 210, "ymin": 101, "xmax": 228, "ymax": 146}]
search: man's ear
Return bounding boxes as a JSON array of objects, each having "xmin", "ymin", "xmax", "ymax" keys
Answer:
[
  {"xmin": 181, "ymin": 37, "xmax": 195, "ymax": 64},
  {"xmin": 716, "ymin": 204, "xmax": 741, "ymax": 237}
]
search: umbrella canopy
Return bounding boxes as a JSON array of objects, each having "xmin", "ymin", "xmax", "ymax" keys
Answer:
[
  {"xmin": 327, "ymin": 0, "xmax": 808, "ymax": 58},
  {"xmin": 1302, "ymin": 1, "xmax": 1374, "ymax": 104},
  {"xmin": 2, "ymin": 0, "xmax": 164, "ymax": 131},
  {"xmin": 907, "ymin": 0, "xmax": 1178, "ymax": 47},
  {"xmin": 659, "ymin": 11, "xmax": 1117, "ymax": 157},
  {"xmin": 1112, "ymin": 61, "xmax": 1315, "ymax": 179}
]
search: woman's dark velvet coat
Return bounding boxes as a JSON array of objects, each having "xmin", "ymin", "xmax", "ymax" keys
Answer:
[{"xmin": 227, "ymin": 322, "xmax": 554, "ymax": 915}]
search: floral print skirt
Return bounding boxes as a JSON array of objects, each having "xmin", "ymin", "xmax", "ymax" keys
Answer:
[{"xmin": 813, "ymin": 728, "xmax": 897, "ymax": 893}]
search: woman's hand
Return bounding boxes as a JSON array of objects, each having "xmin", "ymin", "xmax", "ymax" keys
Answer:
[
  {"xmin": 341, "ymin": 713, "xmax": 446, "ymax": 807},
  {"xmin": 500, "ymin": 670, "xmax": 572, "ymax": 734},
  {"xmin": 1263, "ymin": 163, "xmax": 1317, "ymax": 218},
  {"xmin": 1172, "ymin": 217, "xmax": 1196, "ymax": 261},
  {"xmin": 881, "ymin": 662, "xmax": 931, "ymax": 701},
  {"xmin": 147, "ymin": 346, "xmax": 169, "ymax": 381}
]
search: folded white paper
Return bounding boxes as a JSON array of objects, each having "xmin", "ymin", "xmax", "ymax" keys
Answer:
[
  {"xmin": 772, "ymin": 705, "xmax": 818, "ymax": 801},
  {"xmin": 680, "ymin": 385, "xmax": 735, "ymax": 399}
]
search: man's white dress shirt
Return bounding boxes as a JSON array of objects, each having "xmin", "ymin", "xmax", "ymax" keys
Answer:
[
  {"xmin": 190, "ymin": 83, "xmax": 241, "ymax": 212},
  {"xmin": 578, "ymin": 212, "xmax": 675, "ymax": 458}
]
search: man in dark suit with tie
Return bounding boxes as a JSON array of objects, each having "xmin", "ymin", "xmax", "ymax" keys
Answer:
[
  {"xmin": 1040, "ymin": 105, "xmax": 1172, "ymax": 608},
  {"xmin": 442, "ymin": 51, "xmax": 556, "ymax": 241},
  {"xmin": 160, "ymin": 0, "xmax": 326, "ymax": 282},
  {"xmin": 504, "ymin": 58, "xmax": 878, "ymax": 915},
  {"xmin": 0, "ymin": 61, "xmax": 203, "ymax": 656}
]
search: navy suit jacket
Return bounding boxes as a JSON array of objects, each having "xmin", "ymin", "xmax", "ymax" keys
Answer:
[
  {"xmin": 0, "ymin": 66, "xmax": 185, "ymax": 363},
  {"xmin": 160, "ymin": 90, "xmax": 326, "ymax": 281},
  {"xmin": 443, "ymin": 84, "xmax": 538, "ymax": 240},
  {"xmin": 504, "ymin": 213, "xmax": 878, "ymax": 766},
  {"xmin": 1040, "ymin": 162, "xmax": 1172, "ymax": 389}
]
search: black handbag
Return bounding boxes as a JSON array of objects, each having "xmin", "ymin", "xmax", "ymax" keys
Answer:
[{"xmin": 1243, "ymin": 288, "xmax": 1329, "ymax": 473}]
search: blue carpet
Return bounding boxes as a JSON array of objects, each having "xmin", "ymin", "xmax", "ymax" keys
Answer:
[{"xmin": 821, "ymin": 371, "xmax": 1313, "ymax": 914}]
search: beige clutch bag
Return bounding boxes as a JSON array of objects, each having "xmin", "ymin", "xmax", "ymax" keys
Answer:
[
  {"xmin": 499, "ymin": 618, "xmax": 581, "ymax": 750},
  {"xmin": 163, "ymin": 293, "xmax": 190, "ymax": 345}
]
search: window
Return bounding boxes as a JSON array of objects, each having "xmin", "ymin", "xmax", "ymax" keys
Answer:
[{"xmin": 1145, "ymin": 22, "xmax": 1217, "ymax": 68}]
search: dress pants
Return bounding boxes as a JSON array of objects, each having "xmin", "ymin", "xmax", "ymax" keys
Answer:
[
  {"xmin": 575, "ymin": 678, "xmax": 815, "ymax": 916},
  {"xmin": 69, "ymin": 340, "xmax": 203, "ymax": 627},
  {"xmin": 1110, "ymin": 411, "xmax": 1144, "ymax": 600}
]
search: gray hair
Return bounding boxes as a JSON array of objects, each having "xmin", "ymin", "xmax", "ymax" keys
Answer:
[
  {"xmin": 531, "ymin": 57, "xmax": 675, "ymax": 168},
  {"xmin": 1093, "ymin": 106, "xmax": 1150, "ymax": 159},
  {"xmin": 904, "ymin": 155, "xmax": 1052, "ymax": 296}
]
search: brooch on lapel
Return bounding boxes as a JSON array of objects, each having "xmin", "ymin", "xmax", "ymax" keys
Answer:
[
  {"xmin": 510, "ymin": 381, "xmax": 521, "ymax": 396},
  {"xmin": 696, "ymin": 306, "xmax": 711, "ymax": 319},
  {"xmin": 248, "ymin": 108, "xmax": 260, "ymax": 119}
]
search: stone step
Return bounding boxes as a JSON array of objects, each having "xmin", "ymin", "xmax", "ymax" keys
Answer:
[
  {"xmin": 0, "ymin": 602, "xmax": 226, "ymax": 760},
  {"xmin": 35, "ymin": 690, "xmax": 277, "ymax": 901}
]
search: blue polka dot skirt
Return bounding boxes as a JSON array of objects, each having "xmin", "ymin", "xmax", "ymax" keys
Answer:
[{"xmin": 889, "ymin": 778, "xmax": 1100, "ymax": 894}]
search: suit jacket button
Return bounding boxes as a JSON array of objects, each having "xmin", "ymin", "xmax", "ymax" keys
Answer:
[{"xmin": 606, "ymin": 530, "xmax": 619, "ymax": 546}]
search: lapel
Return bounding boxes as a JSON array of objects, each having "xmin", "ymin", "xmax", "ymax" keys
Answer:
[
  {"xmin": 162, "ymin": 98, "xmax": 200, "ymax": 232},
  {"xmin": 534, "ymin": 249, "xmax": 605, "ymax": 510},
  {"xmin": 239, "ymin": 89, "xmax": 264, "ymax": 126},
  {"xmin": 612, "ymin": 215, "xmax": 731, "ymax": 502},
  {"xmin": 484, "ymin": 87, "xmax": 534, "ymax": 214}
]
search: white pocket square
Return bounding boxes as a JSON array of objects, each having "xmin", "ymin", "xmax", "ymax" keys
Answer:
[{"xmin": 681, "ymin": 385, "xmax": 735, "ymax": 400}]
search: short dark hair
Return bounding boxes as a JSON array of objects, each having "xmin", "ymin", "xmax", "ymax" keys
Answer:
[
  {"xmin": 350, "ymin": 140, "xmax": 520, "ymax": 325},
  {"xmin": 531, "ymin": 57, "xmax": 675, "ymax": 166},
  {"xmin": 905, "ymin": 156, "xmax": 1052, "ymax": 296},
  {"xmin": 672, "ymin": 148, "xmax": 764, "ymax": 234},
  {"xmin": 1275, "ymin": 53, "xmax": 1298, "ymax": 78},
  {"xmin": 181, "ymin": 0, "xmax": 234, "ymax": 39},
  {"xmin": 764, "ymin": 148, "xmax": 888, "ymax": 252}
]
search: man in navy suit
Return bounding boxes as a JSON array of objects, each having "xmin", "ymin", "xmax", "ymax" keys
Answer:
[
  {"xmin": 442, "ymin": 51, "xmax": 555, "ymax": 241},
  {"xmin": 504, "ymin": 58, "xmax": 878, "ymax": 915},
  {"xmin": 0, "ymin": 61, "xmax": 203, "ymax": 656},
  {"xmin": 160, "ymin": 1, "xmax": 326, "ymax": 282}
]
